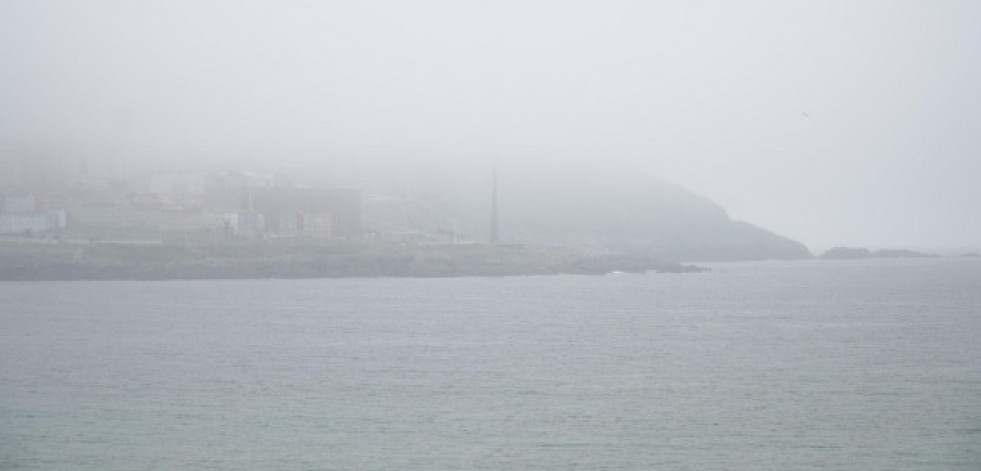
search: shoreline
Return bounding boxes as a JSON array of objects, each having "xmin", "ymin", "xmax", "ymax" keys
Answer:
[{"xmin": 0, "ymin": 241, "xmax": 707, "ymax": 282}]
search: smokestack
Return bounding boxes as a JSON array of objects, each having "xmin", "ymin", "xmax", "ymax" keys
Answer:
[{"xmin": 490, "ymin": 158, "xmax": 499, "ymax": 244}]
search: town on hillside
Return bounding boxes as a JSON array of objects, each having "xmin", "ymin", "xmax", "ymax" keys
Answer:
[
  {"xmin": 0, "ymin": 152, "xmax": 495, "ymax": 247},
  {"xmin": 0, "ymin": 155, "xmax": 369, "ymax": 245},
  {"xmin": 1, "ymin": 171, "xmax": 363, "ymax": 245}
]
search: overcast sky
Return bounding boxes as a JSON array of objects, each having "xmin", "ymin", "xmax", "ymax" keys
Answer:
[{"xmin": 2, "ymin": 0, "xmax": 980, "ymax": 250}]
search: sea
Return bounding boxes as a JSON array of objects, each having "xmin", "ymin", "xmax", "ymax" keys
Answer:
[{"xmin": 1, "ymin": 258, "xmax": 979, "ymax": 470}]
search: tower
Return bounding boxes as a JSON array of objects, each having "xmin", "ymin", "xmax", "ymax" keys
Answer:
[{"xmin": 490, "ymin": 158, "xmax": 499, "ymax": 244}]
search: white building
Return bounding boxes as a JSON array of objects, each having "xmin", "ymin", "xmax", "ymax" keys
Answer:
[
  {"xmin": 0, "ymin": 213, "xmax": 50, "ymax": 234},
  {"xmin": 0, "ymin": 194, "xmax": 67, "ymax": 234}
]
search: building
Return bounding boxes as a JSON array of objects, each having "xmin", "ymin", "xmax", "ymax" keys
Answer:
[
  {"xmin": 303, "ymin": 213, "xmax": 332, "ymax": 239},
  {"xmin": 221, "ymin": 211, "xmax": 264, "ymax": 236},
  {"xmin": 161, "ymin": 209, "xmax": 206, "ymax": 233},
  {"xmin": 250, "ymin": 187, "xmax": 361, "ymax": 239},
  {"xmin": 0, "ymin": 194, "xmax": 67, "ymax": 234},
  {"xmin": 0, "ymin": 212, "xmax": 52, "ymax": 234}
]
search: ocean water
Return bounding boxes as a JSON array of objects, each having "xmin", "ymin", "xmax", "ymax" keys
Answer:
[{"xmin": 1, "ymin": 258, "xmax": 979, "ymax": 470}]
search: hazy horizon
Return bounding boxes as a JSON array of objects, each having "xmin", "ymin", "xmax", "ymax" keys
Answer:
[{"xmin": 3, "ymin": 0, "xmax": 980, "ymax": 250}]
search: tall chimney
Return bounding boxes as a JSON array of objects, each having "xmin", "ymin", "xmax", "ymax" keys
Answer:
[{"xmin": 490, "ymin": 158, "xmax": 499, "ymax": 244}]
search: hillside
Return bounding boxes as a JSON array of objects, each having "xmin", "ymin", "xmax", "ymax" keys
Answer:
[{"xmin": 374, "ymin": 159, "xmax": 812, "ymax": 262}]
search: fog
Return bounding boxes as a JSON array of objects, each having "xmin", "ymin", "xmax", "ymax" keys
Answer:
[{"xmin": 3, "ymin": 0, "xmax": 980, "ymax": 250}]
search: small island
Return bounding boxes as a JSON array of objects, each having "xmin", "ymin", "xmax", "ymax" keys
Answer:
[{"xmin": 819, "ymin": 246, "xmax": 939, "ymax": 260}]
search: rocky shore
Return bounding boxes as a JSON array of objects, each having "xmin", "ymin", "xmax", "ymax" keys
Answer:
[{"xmin": 0, "ymin": 241, "xmax": 705, "ymax": 281}]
